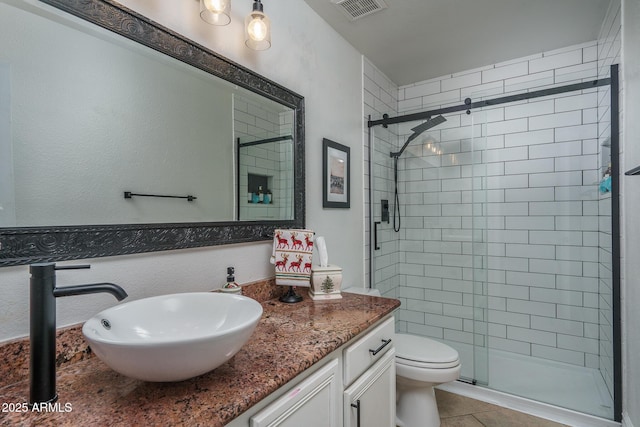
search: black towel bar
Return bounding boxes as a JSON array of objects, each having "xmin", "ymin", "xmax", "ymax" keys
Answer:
[{"xmin": 124, "ymin": 191, "xmax": 197, "ymax": 202}]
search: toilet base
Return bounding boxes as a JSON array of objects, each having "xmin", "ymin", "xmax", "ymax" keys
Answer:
[{"xmin": 396, "ymin": 377, "xmax": 440, "ymax": 427}]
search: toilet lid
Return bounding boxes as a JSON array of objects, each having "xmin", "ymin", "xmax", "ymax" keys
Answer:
[{"xmin": 395, "ymin": 333, "xmax": 460, "ymax": 367}]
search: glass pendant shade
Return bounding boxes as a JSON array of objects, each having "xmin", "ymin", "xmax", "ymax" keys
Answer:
[
  {"xmin": 200, "ymin": 0, "xmax": 231, "ymax": 26},
  {"xmin": 245, "ymin": 1, "xmax": 271, "ymax": 50}
]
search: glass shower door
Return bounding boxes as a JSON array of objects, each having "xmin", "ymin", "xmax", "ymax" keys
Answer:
[
  {"xmin": 469, "ymin": 108, "xmax": 489, "ymax": 386},
  {"xmin": 369, "ymin": 108, "xmax": 489, "ymax": 385},
  {"xmin": 369, "ymin": 65, "xmax": 619, "ymax": 420},
  {"xmin": 369, "ymin": 121, "xmax": 400, "ymax": 298}
]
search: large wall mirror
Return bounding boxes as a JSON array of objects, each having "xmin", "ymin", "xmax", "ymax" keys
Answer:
[{"xmin": 0, "ymin": 0, "xmax": 305, "ymax": 266}]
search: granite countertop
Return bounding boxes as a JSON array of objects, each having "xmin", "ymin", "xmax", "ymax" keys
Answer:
[{"xmin": 0, "ymin": 286, "xmax": 399, "ymax": 427}]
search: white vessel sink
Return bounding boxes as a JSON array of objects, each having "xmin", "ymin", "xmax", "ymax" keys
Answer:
[{"xmin": 82, "ymin": 292, "xmax": 263, "ymax": 382}]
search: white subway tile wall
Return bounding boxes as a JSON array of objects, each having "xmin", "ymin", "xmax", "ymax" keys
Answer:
[
  {"xmin": 363, "ymin": 58, "xmax": 399, "ymax": 297},
  {"xmin": 395, "ymin": 35, "xmax": 606, "ymax": 368},
  {"xmin": 235, "ymin": 94, "xmax": 294, "ymax": 221},
  {"xmin": 596, "ymin": 0, "xmax": 621, "ymax": 399}
]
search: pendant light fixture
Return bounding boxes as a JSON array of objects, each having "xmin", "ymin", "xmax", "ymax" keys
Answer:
[
  {"xmin": 200, "ymin": 0, "xmax": 231, "ymax": 26},
  {"xmin": 245, "ymin": 0, "xmax": 271, "ymax": 51}
]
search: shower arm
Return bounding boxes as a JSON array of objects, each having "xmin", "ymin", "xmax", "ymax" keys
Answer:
[{"xmin": 390, "ymin": 133, "xmax": 419, "ymax": 158}]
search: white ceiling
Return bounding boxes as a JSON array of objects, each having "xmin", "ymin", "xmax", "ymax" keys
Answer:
[{"xmin": 303, "ymin": 0, "xmax": 611, "ymax": 86}]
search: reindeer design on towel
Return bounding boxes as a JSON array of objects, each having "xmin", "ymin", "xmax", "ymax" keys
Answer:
[
  {"xmin": 275, "ymin": 231, "xmax": 290, "ymax": 249},
  {"xmin": 272, "ymin": 230, "xmax": 315, "ymax": 287},
  {"xmin": 290, "ymin": 232, "xmax": 304, "ymax": 250},
  {"xmin": 304, "ymin": 234, "xmax": 314, "ymax": 251},
  {"xmin": 275, "ymin": 253, "xmax": 289, "ymax": 271},
  {"xmin": 288, "ymin": 254, "xmax": 304, "ymax": 272},
  {"xmin": 303, "ymin": 260, "xmax": 312, "ymax": 273}
]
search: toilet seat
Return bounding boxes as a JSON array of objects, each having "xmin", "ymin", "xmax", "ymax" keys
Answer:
[{"xmin": 395, "ymin": 333, "xmax": 460, "ymax": 369}]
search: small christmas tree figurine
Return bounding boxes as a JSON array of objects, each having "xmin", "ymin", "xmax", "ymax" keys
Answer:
[{"xmin": 321, "ymin": 275, "xmax": 334, "ymax": 293}]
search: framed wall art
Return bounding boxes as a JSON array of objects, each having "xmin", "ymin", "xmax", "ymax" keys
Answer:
[{"xmin": 322, "ymin": 138, "xmax": 350, "ymax": 208}]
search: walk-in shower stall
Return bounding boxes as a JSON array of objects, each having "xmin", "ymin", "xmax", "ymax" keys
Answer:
[{"xmin": 368, "ymin": 65, "xmax": 620, "ymax": 422}]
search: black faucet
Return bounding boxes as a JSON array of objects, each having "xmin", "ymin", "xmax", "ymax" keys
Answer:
[{"xmin": 29, "ymin": 262, "xmax": 128, "ymax": 405}]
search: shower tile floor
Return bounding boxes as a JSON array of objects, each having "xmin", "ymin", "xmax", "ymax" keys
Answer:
[{"xmin": 436, "ymin": 390, "xmax": 569, "ymax": 427}]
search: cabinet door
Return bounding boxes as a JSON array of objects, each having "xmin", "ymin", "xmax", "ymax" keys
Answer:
[
  {"xmin": 250, "ymin": 358, "xmax": 341, "ymax": 427},
  {"xmin": 344, "ymin": 349, "xmax": 395, "ymax": 427}
]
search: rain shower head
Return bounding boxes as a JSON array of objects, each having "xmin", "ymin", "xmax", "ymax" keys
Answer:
[
  {"xmin": 411, "ymin": 114, "xmax": 446, "ymax": 134},
  {"xmin": 390, "ymin": 115, "xmax": 447, "ymax": 158}
]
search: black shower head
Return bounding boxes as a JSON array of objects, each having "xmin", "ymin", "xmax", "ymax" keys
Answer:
[
  {"xmin": 391, "ymin": 115, "xmax": 447, "ymax": 158},
  {"xmin": 411, "ymin": 114, "xmax": 447, "ymax": 134}
]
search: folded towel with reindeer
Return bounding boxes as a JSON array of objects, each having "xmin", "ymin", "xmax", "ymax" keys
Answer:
[{"xmin": 270, "ymin": 229, "xmax": 314, "ymax": 287}]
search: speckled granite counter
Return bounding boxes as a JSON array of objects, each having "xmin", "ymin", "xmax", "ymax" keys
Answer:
[{"xmin": 0, "ymin": 283, "xmax": 399, "ymax": 427}]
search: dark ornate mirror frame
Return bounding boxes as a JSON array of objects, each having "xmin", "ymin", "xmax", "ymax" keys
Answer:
[{"xmin": 0, "ymin": 0, "xmax": 305, "ymax": 267}]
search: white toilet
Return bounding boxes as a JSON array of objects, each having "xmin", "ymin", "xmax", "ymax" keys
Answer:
[
  {"xmin": 394, "ymin": 333, "xmax": 461, "ymax": 427},
  {"xmin": 342, "ymin": 288, "xmax": 461, "ymax": 426}
]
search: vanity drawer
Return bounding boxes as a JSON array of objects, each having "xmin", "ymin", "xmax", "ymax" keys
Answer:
[{"xmin": 343, "ymin": 316, "xmax": 395, "ymax": 386}]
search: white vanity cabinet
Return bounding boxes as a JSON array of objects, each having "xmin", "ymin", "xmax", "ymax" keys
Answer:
[
  {"xmin": 344, "ymin": 350, "xmax": 395, "ymax": 427},
  {"xmin": 343, "ymin": 317, "xmax": 396, "ymax": 427},
  {"xmin": 230, "ymin": 315, "xmax": 396, "ymax": 427},
  {"xmin": 250, "ymin": 358, "xmax": 342, "ymax": 427}
]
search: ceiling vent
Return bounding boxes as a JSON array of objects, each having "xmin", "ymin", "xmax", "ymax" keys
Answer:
[{"xmin": 330, "ymin": 0, "xmax": 388, "ymax": 21}]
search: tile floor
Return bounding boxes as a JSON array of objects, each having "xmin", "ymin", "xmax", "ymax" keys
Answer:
[{"xmin": 436, "ymin": 389, "xmax": 569, "ymax": 427}]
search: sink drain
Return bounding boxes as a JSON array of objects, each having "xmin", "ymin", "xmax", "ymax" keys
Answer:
[{"xmin": 101, "ymin": 319, "xmax": 111, "ymax": 330}]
